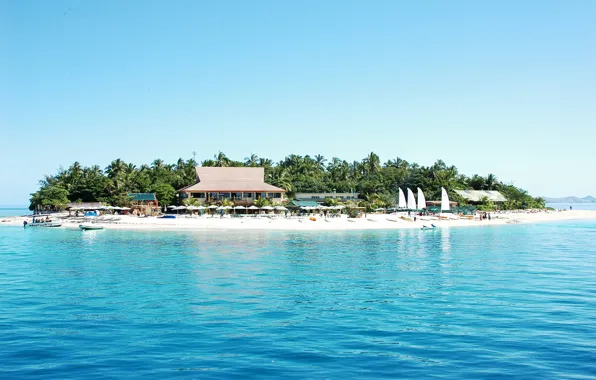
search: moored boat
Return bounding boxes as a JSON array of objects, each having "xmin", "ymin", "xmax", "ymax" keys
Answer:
[
  {"xmin": 79, "ymin": 223, "xmax": 104, "ymax": 231},
  {"xmin": 23, "ymin": 215, "xmax": 62, "ymax": 228}
]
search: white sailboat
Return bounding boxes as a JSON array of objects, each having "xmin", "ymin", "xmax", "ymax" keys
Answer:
[
  {"xmin": 440, "ymin": 187, "xmax": 458, "ymax": 219},
  {"xmin": 441, "ymin": 187, "xmax": 450, "ymax": 211},
  {"xmin": 398, "ymin": 188, "xmax": 407, "ymax": 209},
  {"xmin": 407, "ymin": 188, "xmax": 417, "ymax": 210},
  {"xmin": 417, "ymin": 187, "xmax": 426, "ymax": 210}
]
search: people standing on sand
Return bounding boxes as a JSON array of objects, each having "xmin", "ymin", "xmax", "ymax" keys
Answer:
[
  {"xmin": 570, "ymin": 206, "xmax": 573, "ymax": 210},
  {"xmin": 488, "ymin": 213, "xmax": 491, "ymax": 220}
]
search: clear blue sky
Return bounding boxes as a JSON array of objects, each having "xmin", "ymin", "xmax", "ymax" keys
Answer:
[{"xmin": 1, "ymin": 0, "xmax": 594, "ymax": 205}]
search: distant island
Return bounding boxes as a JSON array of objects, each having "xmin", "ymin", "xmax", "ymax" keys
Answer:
[{"xmin": 542, "ymin": 196, "xmax": 596, "ymax": 204}]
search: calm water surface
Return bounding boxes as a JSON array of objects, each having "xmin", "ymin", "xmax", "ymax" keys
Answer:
[
  {"xmin": 1, "ymin": 222, "xmax": 595, "ymax": 379},
  {"xmin": 0, "ymin": 208, "xmax": 29, "ymax": 217}
]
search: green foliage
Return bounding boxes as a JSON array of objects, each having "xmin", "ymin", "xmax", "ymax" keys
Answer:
[
  {"xmin": 29, "ymin": 152, "xmax": 545, "ymax": 211},
  {"xmin": 184, "ymin": 198, "xmax": 200, "ymax": 207},
  {"xmin": 29, "ymin": 185, "xmax": 69, "ymax": 210},
  {"xmin": 323, "ymin": 197, "xmax": 339, "ymax": 206},
  {"xmin": 476, "ymin": 196, "xmax": 496, "ymax": 211},
  {"xmin": 152, "ymin": 183, "xmax": 177, "ymax": 206},
  {"xmin": 346, "ymin": 207, "xmax": 361, "ymax": 218},
  {"xmin": 220, "ymin": 199, "xmax": 234, "ymax": 207},
  {"xmin": 253, "ymin": 197, "xmax": 271, "ymax": 208}
]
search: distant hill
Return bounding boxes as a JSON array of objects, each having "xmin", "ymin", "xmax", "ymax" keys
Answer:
[{"xmin": 542, "ymin": 196, "xmax": 596, "ymax": 203}]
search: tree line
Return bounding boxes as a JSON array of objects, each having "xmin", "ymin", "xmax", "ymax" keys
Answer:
[{"xmin": 29, "ymin": 151, "xmax": 545, "ymax": 211}]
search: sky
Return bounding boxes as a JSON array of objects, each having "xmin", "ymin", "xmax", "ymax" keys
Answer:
[{"xmin": 1, "ymin": 0, "xmax": 594, "ymax": 205}]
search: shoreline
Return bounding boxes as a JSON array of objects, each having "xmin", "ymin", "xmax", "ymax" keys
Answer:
[{"xmin": 2, "ymin": 210, "xmax": 596, "ymax": 232}]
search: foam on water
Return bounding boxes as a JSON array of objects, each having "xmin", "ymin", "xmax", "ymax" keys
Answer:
[{"xmin": 1, "ymin": 222, "xmax": 595, "ymax": 379}]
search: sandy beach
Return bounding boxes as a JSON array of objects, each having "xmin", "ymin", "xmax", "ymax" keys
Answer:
[{"xmin": 2, "ymin": 210, "xmax": 595, "ymax": 231}]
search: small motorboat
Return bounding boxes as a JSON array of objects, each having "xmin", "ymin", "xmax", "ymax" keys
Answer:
[
  {"xmin": 24, "ymin": 216, "xmax": 62, "ymax": 228},
  {"xmin": 79, "ymin": 223, "xmax": 104, "ymax": 231}
]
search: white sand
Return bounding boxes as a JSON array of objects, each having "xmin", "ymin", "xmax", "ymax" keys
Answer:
[{"xmin": 2, "ymin": 210, "xmax": 596, "ymax": 231}]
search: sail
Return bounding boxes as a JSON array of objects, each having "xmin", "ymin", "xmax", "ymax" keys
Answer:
[
  {"xmin": 398, "ymin": 188, "xmax": 407, "ymax": 209},
  {"xmin": 417, "ymin": 187, "xmax": 426, "ymax": 210},
  {"xmin": 407, "ymin": 188, "xmax": 417, "ymax": 210},
  {"xmin": 441, "ymin": 187, "xmax": 450, "ymax": 211}
]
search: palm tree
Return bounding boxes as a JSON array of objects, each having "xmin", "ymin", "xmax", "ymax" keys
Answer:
[
  {"xmin": 485, "ymin": 173, "xmax": 498, "ymax": 190},
  {"xmin": 314, "ymin": 154, "xmax": 327, "ymax": 171},
  {"xmin": 151, "ymin": 159, "xmax": 165, "ymax": 171},
  {"xmin": 214, "ymin": 151, "xmax": 230, "ymax": 167},
  {"xmin": 258, "ymin": 157, "xmax": 273, "ymax": 168},
  {"xmin": 269, "ymin": 167, "xmax": 293, "ymax": 192},
  {"xmin": 245, "ymin": 154, "xmax": 259, "ymax": 167},
  {"xmin": 253, "ymin": 197, "xmax": 270, "ymax": 208},
  {"xmin": 106, "ymin": 159, "xmax": 126, "ymax": 179},
  {"xmin": 386, "ymin": 157, "xmax": 409, "ymax": 170},
  {"xmin": 363, "ymin": 152, "xmax": 380, "ymax": 175},
  {"xmin": 468, "ymin": 174, "xmax": 485, "ymax": 190}
]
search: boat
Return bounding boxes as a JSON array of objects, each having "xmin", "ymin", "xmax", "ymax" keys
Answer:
[
  {"xmin": 407, "ymin": 188, "xmax": 417, "ymax": 210},
  {"xmin": 398, "ymin": 188, "xmax": 407, "ymax": 209},
  {"xmin": 439, "ymin": 187, "xmax": 458, "ymax": 219},
  {"xmin": 441, "ymin": 187, "xmax": 450, "ymax": 212},
  {"xmin": 417, "ymin": 187, "xmax": 426, "ymax": 210},
  {"xmin": 23, "ymin": 215, "xmax": 62, "ymax": 228},
  {"xmin": 79, "ymin": 223, "xmax": 104, "ymax": 231}
]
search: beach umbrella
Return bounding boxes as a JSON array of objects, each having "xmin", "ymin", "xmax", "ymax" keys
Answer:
[
  {"xmin": 223, "ymin": 206, "xmax": 233, "ymax": 209},
  {"xmin": 187, "ymin": 205, "xmax": 198, "ymax": 211},
  {"xmin": 274, "ymin": 206, "xmax": 287, "ymax": 211},
  {"xmin": 261, "ymin": 206, "xmax": 273, "ymax": 210},
  {"xmin": 234, "ymin": 205, "xmax": 246, "ymax": 215},
  {"xmin": 247, "ymin": 205, "xmax": 259, "ymax": 210},
  {"xmin": 207, "ymin": 205, "xmax": 218, "ymax": 209},
  {"xmin": 120, "ymin": 207, "xmax": 131, "ymax": 210},
  {"xmin": 216, "ymin": 206, "xmax": 224, "ymax": 210},
  {"xmin": 168, "ymin": 205, "xmax": 177, "ymax": 208},
  {"xmin": 197, "ymin": 206, "xmax": 207, "ymax": 210}
]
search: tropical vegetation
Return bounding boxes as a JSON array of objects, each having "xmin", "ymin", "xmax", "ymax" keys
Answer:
[{"xmin": 29, "ymin": 152, "xmax": 545, "ymax": 211}]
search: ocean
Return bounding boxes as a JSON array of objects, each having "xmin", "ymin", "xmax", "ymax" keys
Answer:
[
  {"xmin": 0, "ymin": 207, "xmax": 30, "ymax": 217},
  {"xmin": 547, "ymin": 203, "xmax": 596, "ymax": 211},
  {"xmin": 1, "ymin": 222, "xmax": 595, "ymax": 379}
]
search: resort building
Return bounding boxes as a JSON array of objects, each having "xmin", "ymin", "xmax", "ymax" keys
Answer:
[
  {"xmin": 454, "ymin": 190, "xmax": 507, "ymax": 203},
  {"xmin": 178, "ymin": 167, "xmax": 286, "ymax": 205},
  {"xmin": 128, "ymin": 193, "xmax": 160, "ymax": 215},
  {"xmin": 294, "ymin": 192, "xmax": 360, "ymax": 204}
]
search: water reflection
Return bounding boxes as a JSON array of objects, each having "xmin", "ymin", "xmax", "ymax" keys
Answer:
[{"xmin": 440, "ymin": 227, "xmax": 451, "ymax": 252}]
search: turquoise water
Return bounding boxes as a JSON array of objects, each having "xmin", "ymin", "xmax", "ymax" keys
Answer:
[
  {"xmin": 0, "ymin": 208, "xmax": 29, "ymax": 217},
  {"xmin": 1, "ymin": 222, "xmax": 595, "ymax": 379}
]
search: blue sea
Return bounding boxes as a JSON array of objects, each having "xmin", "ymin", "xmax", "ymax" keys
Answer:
[
  {"xmin": 547, "ymin": 203, "xmax": 596, "ymax": 211},
  {"xmin": 1, "ymin": 222, "xmax": 595, "ymax": 379},
  {"xmin": 0, "ymin": 207, "xmax": 30, "ymax": 217}
]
